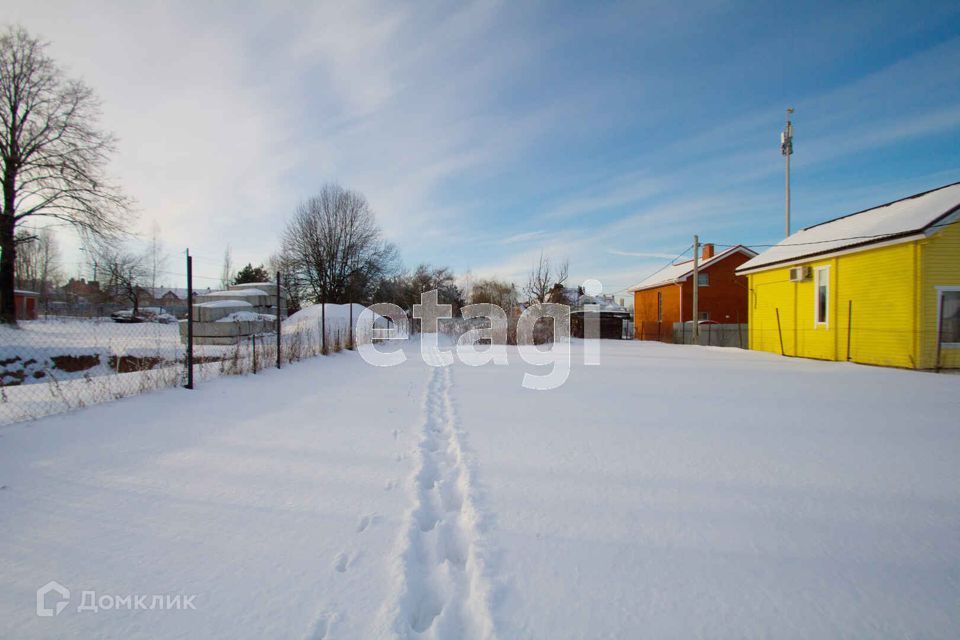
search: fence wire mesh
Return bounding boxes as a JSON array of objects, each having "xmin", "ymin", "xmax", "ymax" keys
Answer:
[
  {"xmin": 0, "ymin": 315, "xmax": 187, "ymax": 424},
  {"xmin": 0, "ymin": 293, "xmax": 380, "ymax": 425}
]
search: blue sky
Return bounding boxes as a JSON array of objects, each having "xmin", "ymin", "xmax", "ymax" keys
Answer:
[{"xmin": 7, "ymin": 1, "xmax": 960, "ymax": 297}]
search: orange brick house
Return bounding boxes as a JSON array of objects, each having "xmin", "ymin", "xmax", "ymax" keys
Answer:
[{"xmin": 627, "ymin": 244, "xmax": 756, "ymax": 341}]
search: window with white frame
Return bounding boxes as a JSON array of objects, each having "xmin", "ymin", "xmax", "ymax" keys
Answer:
[
  {"xmin": 939, "ymin": 288, "xmax": 960, "ymax": 346},
  {"xmin": 698, "ymin": 273, "xmax": 709, "ymax": 286},
  {"xmin": 657, "ymin": 291, "xmax": 663, "ymax": 322},
  {"xmin": 814, "ymin": 266, "xmax": 829, "ymax": 326}
]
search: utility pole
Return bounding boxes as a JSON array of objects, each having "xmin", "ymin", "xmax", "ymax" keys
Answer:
[
  {"xmin": 781, "ymin": 107, "xmax": 794, "ymax": 237},
  {"xmin": 185, "ymin": 249, "xmax": 194, "ymax": 390},
  {"xmin": 692, "ymin": 235, "xmax": 700, "ymax": 342}
]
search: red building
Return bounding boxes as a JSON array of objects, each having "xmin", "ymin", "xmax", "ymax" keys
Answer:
[
  {"xmin": 628, "ymin": 244, "xmax": 756, "ymax": 341},
  {"xmin": 13, "ymin": 290, "xmax": 38, "ymax": 320},
  {"xmin": 61, "ymin": 278, "xmax": 102, "ymax": 303}
]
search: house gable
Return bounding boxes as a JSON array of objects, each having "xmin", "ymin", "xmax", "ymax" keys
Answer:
[{"xmin": 628, "ymin": 245, "xmax": 757, "ymax": 293}]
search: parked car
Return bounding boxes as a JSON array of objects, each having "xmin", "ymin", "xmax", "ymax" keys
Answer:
[
  {"xmin": 111, "ymin": 308, "xmax": 177, "ymax": 324},
  {"xmin": 111, "ymin": 309, "xmax": 145, "ymax": 323}
]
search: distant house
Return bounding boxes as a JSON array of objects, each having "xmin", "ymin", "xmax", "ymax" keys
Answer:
[
  {"xmin": 570, "ymin": 294, "xmax": 633, "ymax": 339},
  {"xmin": 130, "ymin": 288, "xmax": 197, "ymax": 314},
  {"xmin": 145, "ymin": 288, "xmax": 190, "ymax": 306},
  {"xmin": 61, "ymin": 278, "xmax": 101, "ymax": 303},
  {"xmin": 737, "ymin": 181, "xmax": 960, "ymax": 369},
  {"xmin": 628, "ymin": 244, "xmax": 757, "ymax": 341}
]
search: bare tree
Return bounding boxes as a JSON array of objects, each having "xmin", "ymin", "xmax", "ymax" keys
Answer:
[
  {"xmin": 15, "ymin": 226, "xmax": 61, "ymax": 307},
  {"xmin": 525, "ymin": 253, "xmax": 551, "ymax": 304},
  {"xmin": 220, "ymin": 244, "xmax": 233, "ymax": 289},
  {"xmin": 0, "ymin": 26, "xmax": 131, "ymax": 323},
  {"xmin": 525, "ymin": 254, "xmax": 569, "ymax": 304},
  {"xmin": 146, "ymin": 221, "xmax": 167, "ymax": 291},
  {"xmin": 555, "ymin": 258, "xmax": 569, "ymax": 289},
  {"xmin": 279, "ymin": 184, "xmax": 399, "ymax": 304},
  {"xmin": 98, "ymin": 245, "xmax": 148, "ymax": 317}
]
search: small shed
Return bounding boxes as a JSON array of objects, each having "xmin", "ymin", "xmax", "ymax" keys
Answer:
[
  {"xmin": 14, "ymin": 290, "xmax": 39, "ymax": 320},
  {"xmin": 570, "ymin": 295, "xmax": 633, "ymax": 339}
]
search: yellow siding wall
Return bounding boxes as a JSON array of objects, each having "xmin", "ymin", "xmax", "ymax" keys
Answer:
[
  {"xmin": 919, "ymin": 220, "xmax": 960, "ymax": 369},
  {"xmin": 747, "ymin": 241, "xmax": 919, "ymax": 367}
]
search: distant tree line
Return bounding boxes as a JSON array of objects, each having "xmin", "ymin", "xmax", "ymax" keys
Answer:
[{"xmin": 271, "ymin": 183, "xmax": 572, "ymax": 316}]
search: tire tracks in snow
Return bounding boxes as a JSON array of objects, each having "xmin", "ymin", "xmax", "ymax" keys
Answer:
[{"xmin": 384, "ymin": 364, "xmax": 496, "ymax": 639}]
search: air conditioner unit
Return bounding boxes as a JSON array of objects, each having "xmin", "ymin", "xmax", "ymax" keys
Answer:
[{"xmin": 789, "ymin": 266, "xmax": 811, "ymax": 282}]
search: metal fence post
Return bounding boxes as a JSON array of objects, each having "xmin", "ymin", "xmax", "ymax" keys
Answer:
[
  {"xmin": 775, "ymin": 307, "xmax": 785, "ymax": 356},
  {"xmin": 349, "ymin": 301, "xmax": 353, "ymax": 349},
  {"xmin": 276, "ymin": 271, "xmax": 282, "ymax": 369},
  {"xmin": 846, "ymin": 300, "xmax": 853, "ymax": 362},
  {"xmin": 185, "ymin": 252, "xmax": 194, "ymax": 389},
  {"xmin": 321, "ymin": 299, "xmax": 326, "ymax": 354}
]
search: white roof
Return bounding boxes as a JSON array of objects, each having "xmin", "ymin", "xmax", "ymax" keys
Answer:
[
  {"xmin": 574, "ymin": 294, "xmax": 629, "ymax": 313},
  {"xmin": 738, "ymin": 181, "xmax": 960, "ymax": 273},
  {"xmin": 627, "ymin": 245, "xmax": 757, "ymax": 292}
]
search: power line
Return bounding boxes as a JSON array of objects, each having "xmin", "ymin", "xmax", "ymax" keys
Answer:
[{"xmin": 609, "ymin": 244, "xmax": 693, "ymax": 295}]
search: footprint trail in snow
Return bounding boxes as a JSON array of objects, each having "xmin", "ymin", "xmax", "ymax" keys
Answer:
[{"xmin": 387, "ymin": 365, "xmax": 495, "ymax": 639}]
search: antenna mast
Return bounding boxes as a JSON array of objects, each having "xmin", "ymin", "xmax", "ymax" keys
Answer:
[{"xmin": 781, "ymin": 108, "xmax": 794, "ymax": 237}]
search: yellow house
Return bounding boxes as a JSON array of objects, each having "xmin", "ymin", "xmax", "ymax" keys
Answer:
[{"xmin": 736, "ymin": 182, "xmax": 960, "ymax": 369}]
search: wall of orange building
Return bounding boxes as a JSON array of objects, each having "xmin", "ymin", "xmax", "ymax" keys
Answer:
[{"xmin": 633, "ymin": 251, "xmax": 752, "ymax": 340}]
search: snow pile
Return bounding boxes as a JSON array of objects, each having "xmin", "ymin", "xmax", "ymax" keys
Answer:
[
  {"xmin": 201, "ymin": 289, "xmax": 270, "ymax": 298},
  {"xmin": 215, "ymin": 311, "xmax": 278, "ymax": 323},
  {"xmin": 284, "ymin": 303, "xmax": 385, "ymax": 345},
  {"xmin": 195, "ymin": 300, "xmax": 253, "ymax": 309}
]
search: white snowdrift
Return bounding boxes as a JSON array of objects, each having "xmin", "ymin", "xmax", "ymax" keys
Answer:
[
  {"xmin": 1, "ymin": 340, "xmax": 958, "ymax": 638},
  {"xmin": 215, "ymin": 311, "xmax": 278, "ymax": 323},
  {"xmin": 283, "ymin": 303, "xmax": 386, "ymax": 344}
]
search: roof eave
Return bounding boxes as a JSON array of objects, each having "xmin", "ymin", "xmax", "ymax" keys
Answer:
[
  {"xmin": 627, "ymin": 278, "xmax": 682, "ymax": 293},
  {"xmin": 628, "ymin": 245, "xmax": 757, "ymax": 292},
  {"xmin": 736, "ymin": 231, "xmax": 927, "ymax": 275}
]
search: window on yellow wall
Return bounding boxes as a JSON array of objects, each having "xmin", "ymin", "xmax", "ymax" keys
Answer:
[
  {"xmin": 657, "ymin": 291, "xmax": 662, "ymax": 322},
  {"xmin": 815, "ymin": 266, "xmax": 829, "ymax": 326},
  {"xmin": 940, "ymin": 289, "xmax": 960, "ymax": 346}
]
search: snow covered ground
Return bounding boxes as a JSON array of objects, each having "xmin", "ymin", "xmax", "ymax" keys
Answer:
[{"xmin": 1, "ymin": 339, "xmax": 958, "ymax": 638}]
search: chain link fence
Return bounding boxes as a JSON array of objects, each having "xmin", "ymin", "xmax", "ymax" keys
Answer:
[
  {"xmin": 0, "ymin": 315, "xmax": 187, "ymax": 424},
  {"xmin": 0, "ymin": 272, "xmax": 379, "ymax": 425}
]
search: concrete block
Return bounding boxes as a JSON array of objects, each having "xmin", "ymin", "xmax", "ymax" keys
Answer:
[{"xmin": 192, "ymin": 301, "xmax": 253, "ymax": 322}]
